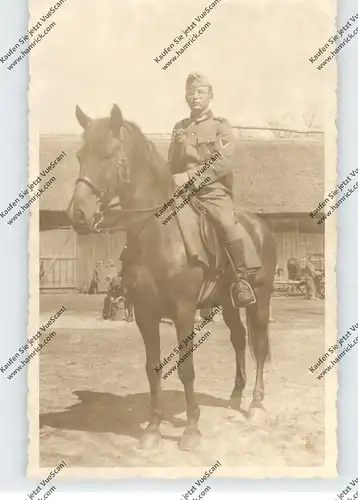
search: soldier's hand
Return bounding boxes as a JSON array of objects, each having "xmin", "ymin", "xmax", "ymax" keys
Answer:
[{"xmin": 173, "ymin": 172, "xmax": 190, "ymax": 186}]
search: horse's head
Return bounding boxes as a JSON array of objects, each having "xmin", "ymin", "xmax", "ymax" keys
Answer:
[{"xmin": 67, "ymin": 104, "xmax": 132, "ymax": 233}]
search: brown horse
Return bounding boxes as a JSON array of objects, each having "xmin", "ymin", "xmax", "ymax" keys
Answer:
[{"xmin": 67, "ymin": 103, "xmax": 277, "ymax": 451}]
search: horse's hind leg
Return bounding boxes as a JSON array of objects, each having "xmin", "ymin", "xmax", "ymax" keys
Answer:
[
  {"xmin": 222, "ymin": 296, "xmax": 246, "ymax": 410},
  {"xmin": 136, "ymin": 310, "xmax": 163, "ymax": 449},
  {"xmin": 246, "ymin": 295, "xmax": 271, "ymax": 421}
]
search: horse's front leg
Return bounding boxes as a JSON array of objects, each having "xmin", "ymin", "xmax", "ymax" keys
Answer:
[
  {"xmin": 136, "ymin": 309, "xmax": 163, "ymax": 449},
  {"xmin": 222, "ymin": 294, "xmax": 247, "ymax": 410},
  {"xmin": 173, "ymin": 303, "xmax": 201, "ymax": 451}
]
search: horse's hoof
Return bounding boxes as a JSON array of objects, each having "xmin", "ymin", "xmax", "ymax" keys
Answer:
[
  {"xmin": 178, "ymin": 430, "xmax": 201, "ymax": 451},
  {"xmin": 229, "ymin": 389, "xmax": 242, "ymax": 410},
  {"xmin": 248, "ymin": 403, "xmax": 268, "ymax": 425},
  {"xmin": 138, "ymin": 432, "xmax": 161, "ymax": 450},
  {"xmin": 229, "ymin": 396, "xmax": 242, "ymax": 411}
]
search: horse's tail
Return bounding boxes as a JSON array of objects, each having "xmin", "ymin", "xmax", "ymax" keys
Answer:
[{"xmin": 246, "ymin": 305, "xmax": 271, "ymax": 364}]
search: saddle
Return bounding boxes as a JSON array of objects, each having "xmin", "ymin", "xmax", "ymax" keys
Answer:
[{"xmin": 172, "ymin": 195, "xmax": 261, "ymax": 307}]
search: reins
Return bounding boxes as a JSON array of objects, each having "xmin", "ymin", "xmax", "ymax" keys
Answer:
[
  {"xmin": 96, "ymin": 184, "xmax": 184, "ymax": 234},
  {"xmin": 105, "ymin": 201, "xmax": 163, "ymax": 213},
  {"xmin": 106, "ymin": 183, "xmax": 183, "ymax": 213}
]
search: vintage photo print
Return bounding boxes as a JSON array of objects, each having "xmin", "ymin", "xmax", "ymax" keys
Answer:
[{"xmin": 20, "ymin": 0, "xmax": 339, "ymax": 478}]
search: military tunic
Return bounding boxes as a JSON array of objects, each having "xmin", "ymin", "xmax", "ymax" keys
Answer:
[{"xmin": 168, "ymin": 110, "xmax": 240, "ymax": 243}]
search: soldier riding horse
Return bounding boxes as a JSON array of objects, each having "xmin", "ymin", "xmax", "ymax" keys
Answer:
[{"xmin": 67, "ymin": 73, "xmax": 277, "ymax": 451}]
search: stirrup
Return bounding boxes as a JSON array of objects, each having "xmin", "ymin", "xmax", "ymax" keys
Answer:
[{"xmin": 230, "ymin": 279, "xmax": 256, "ymax": 309}]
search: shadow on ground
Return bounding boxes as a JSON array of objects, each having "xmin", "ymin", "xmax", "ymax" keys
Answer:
[{"xmin": 40, "ymin": 389, "xmax": 231, "ymax": 443}]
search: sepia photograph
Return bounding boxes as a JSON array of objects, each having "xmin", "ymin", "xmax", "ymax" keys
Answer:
[{"xmin": 21, "ymin": 0, "xmax": 338, "ymax": 478}]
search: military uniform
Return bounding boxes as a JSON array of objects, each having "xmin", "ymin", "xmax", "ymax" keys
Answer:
[
  {"xmin": 168, "ymin": 72, "xmax": 258, "ymax": 307},
  {"xmin": 168, "ymin": 110, "xmax": 241, "ymax": 243}
]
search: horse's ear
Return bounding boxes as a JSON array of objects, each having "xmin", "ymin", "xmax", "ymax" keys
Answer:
[
  {"xmin": 75, "ymin": 105, "xmax": 92, "ymax": 129},
  {"xmin": 109, "ymin": 104, "xmax": 123, "ymax": 136}
]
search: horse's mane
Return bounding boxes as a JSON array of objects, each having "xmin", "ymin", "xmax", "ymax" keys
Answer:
[
  {"xmin": 124, "ymin": 121, "xmax": 173, "ymax": 194},
  {"xmin": 83, "ymin": 118, "xmax": 172, "ymax": 191},
  {"xmin": 124, "ymin": 121, "xmax": 165, "ymax": 166}
]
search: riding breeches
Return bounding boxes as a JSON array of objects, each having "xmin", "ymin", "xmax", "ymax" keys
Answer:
[{"xmin": 195, "ymin": 188, "xmax": 240, "ymax": 244}]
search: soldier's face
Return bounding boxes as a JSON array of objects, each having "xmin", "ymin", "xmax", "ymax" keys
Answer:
[{"xmin": 185, "ymin": 86, "xmax": 213, "ymax": 114}]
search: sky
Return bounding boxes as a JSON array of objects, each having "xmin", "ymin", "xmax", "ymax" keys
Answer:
[{"xmin": 28, "ymin": 0, "xmax": 336, "ymax": 134}]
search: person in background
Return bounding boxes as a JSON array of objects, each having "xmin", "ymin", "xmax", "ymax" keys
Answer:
[
  {"xmin": 102, "ymin": 269, "xmax": 125, "ymax": 320},
  {"xmin": 88, "ymin": 261, "xmax": 101, "ymax": 294},
  {"xmin": 304, "ymin": 255, "xmax": 322, "ymax": 300},
  {"xmin": 275, "ymin": 266, "xmax": 283, "ymax": 279}
]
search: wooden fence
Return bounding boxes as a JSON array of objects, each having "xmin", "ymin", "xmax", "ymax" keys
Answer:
[{"xmin": 40, "ymin": 257, "xmax": 77, "ymax": 291}]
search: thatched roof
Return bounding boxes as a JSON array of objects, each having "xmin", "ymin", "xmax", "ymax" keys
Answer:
[
  {"xmin": 39, "ymin": 133, "xmax": 324, "ymax": 214},
  {"xmin": 233, "ymin": 140, "xmax": 324, "ymax": 213}
]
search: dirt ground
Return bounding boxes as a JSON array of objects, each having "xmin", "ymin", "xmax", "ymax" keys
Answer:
[{"xmin": 38, "ymin": 294, "xmax": 326, "ymax": 471}]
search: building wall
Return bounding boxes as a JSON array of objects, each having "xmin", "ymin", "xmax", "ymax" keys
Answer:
[
  {"xmin": 40, "ymin": 228, "xmax": 126, "ymax": 290},
  {"xmin": 40, "ymin": 228, "xmax": 77, "ymax": 290},
  {"xmin": 39, "ymin": 216, "xmax": 324, "ymax": 289},
  {"xmin": 76, "ymin": 231, "xmax": 126, "ymax": 290},
  {"xmin": 272, "ymin": 230, "xmax": 324, "ymax": 278},
  {"xmin": 266, "ymin": 216, "xmax": 324, "ymax": 278},
  {"xmin": 40, "ymin": 227, "xmax": 77, "ymax": 257}
]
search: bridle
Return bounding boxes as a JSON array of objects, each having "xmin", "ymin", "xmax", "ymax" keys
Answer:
[
  {"xmin": 75, "ymin": 146, "xmax": 132, "ymax": 232},
  {"xmin": 74, "ymin": 145, "xmax": 169, "ymax": 233}
]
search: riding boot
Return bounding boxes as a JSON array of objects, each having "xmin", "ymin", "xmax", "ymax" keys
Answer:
[{"xmin": 225, "ymin": 239, "xmax": 256, "ymax": 308}]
